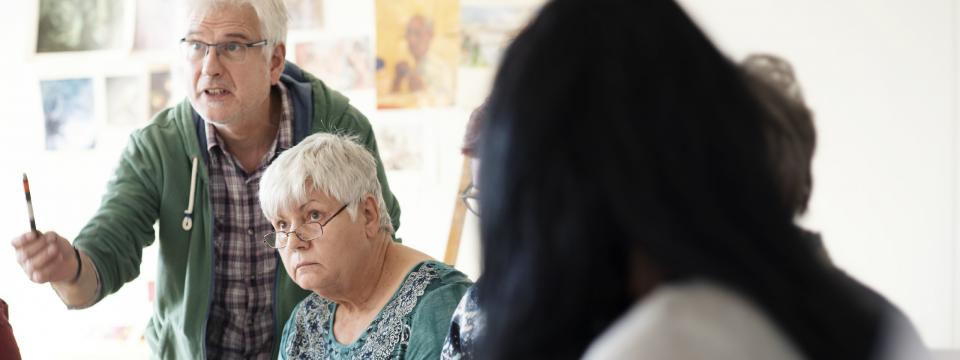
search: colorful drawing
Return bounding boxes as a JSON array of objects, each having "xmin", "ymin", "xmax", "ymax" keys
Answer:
[
  {"xmin": 37, "ymin": 0, "xmax": 131, "ymax": 53},
  {"xmin": 40, "ymin": 79, "xmax": 96, "ymax": 150},
  {"xmin": 286, "ymin": 0, "xmax": 325, "ymax": 30},
  {"xmin": 106, "ymin": 76, "xmax": 149, "ymax": 127},
  {"xmin": 461, "ymin": 4, "xmax": 538, "ymax": 68},
  {"xmin": 376, "ymin": 0, "xmax": 460, "ymax": 109},
  {"xmin": 295, "ymin": 36, "xmax": 374, "ymax": 91}
]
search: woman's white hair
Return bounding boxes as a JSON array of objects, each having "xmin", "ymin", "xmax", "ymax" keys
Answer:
[
  {"xmin": 184, "ymin": 0, "xmax": 288, "ymax": 59},
  {"xmin": 260, "ymin": 133, "xmax": 394, "ymax": 234}
]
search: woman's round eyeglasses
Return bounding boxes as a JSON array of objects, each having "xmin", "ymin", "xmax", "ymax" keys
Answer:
[{"xmin": 263, "ymin": 203, "xmax": 349, "ymax": 249}]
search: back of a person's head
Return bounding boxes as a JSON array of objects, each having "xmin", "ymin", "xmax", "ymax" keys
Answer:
[
  {"xmin": 741, "ymin": 54, "xmax": 816, "ymax": 215},
  {"xmin": 476, "ymin": 0, "xmax": 883, "ymax": 359}
]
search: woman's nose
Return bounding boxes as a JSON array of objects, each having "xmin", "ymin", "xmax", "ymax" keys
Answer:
[{"xmin": 286, "ymin": 231, "xmax": 310, "ymax": 250}]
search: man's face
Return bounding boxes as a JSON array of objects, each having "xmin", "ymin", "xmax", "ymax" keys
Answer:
[
  {"xmin": 183, "ymin": 4, "xmax": 283, "ymax": 126},
  {"xmin": 405, "ymin": 15, "xmax": 433, "ymax": 60}
]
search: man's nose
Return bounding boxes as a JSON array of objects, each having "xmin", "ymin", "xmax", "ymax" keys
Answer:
[{"xmin": 201, "ymin": 46, "xmax": 224, "ymax": 77}]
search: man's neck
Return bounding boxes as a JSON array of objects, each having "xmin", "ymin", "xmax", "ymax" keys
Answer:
[{"xmin": 214, "ymin": 88, "xmax": 281, "ymax": 172}]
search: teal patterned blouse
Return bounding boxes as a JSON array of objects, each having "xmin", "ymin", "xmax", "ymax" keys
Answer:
[{"xmin": 279, "ymin": 260, "xmax": 472, "ymax": 360}]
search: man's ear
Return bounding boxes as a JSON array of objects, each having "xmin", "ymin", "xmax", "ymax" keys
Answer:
[
  {"xmin": 360, "ymin": 195, "xmax": 381, "ymax": 238},
  {"xmin": 270, "ymin": 42, "xmax": 286, "ymax": 84}
]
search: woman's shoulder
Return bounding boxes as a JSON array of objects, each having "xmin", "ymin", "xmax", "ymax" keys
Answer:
[
  {"xmin": 401, "ymin": 260, "xmax": 472, "ymax": 302},
  {"xmin": 424, "ymin": 260, "xmax": 472, "ymax": 287},
  {"xmin": 583, "ymin": 280, "xmax": 803, "ymax": 360},
  {"xmin": 399, "ymin": 260, "xmax": 472, "ymax": 325}
]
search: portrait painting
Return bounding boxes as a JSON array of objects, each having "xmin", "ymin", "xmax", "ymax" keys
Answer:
[{"xmin": 375, "ymin": 0, "xmax": 460, "ymax": 109}]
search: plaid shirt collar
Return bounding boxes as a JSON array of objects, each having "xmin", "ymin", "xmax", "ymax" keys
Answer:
[{"xmin": 205, "ymin": 81, "xmax": 294, "ymax": 156}]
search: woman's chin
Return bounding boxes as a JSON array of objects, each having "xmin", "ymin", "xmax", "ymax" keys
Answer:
[{"xmin": 294, "ymin": 270, "xmax": 325, "ymax": 291}]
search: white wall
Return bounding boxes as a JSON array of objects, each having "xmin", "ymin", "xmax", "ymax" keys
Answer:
[{"xmin": 677, "ymin": 0, "xmax": 959, "ymax": 348}]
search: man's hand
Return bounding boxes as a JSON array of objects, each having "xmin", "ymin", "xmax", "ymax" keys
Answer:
[{"xmin": 11, "ymin": 231, "xmax": 78, "ymax": 284}]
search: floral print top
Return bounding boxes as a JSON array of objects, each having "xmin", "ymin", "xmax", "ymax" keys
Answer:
[{"xmin": 279, "ymin": 261, "xmax": 471, "ymax": 360}]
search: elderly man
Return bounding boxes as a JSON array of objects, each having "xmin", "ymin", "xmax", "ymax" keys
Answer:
[
  {"xmin": 10, "ymin": 0, "xmax": 399, "ymax": 358},
  {"xmin": 259, "ymin": 133, "xmax": 470, "ymax": 359}
]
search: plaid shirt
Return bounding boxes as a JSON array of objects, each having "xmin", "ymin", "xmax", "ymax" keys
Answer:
[{"xmin": 205, "ymin": 83, "xmax": 293, "ymax": 359}]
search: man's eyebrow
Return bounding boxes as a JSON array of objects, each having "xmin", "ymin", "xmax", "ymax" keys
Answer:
[
  {"xmin": 183, "ymin": 31, "xmax": 254, "ymax": 41},
  {"xmin": 222, "ymin": 32, "xmax": 254, "ymax": 41}
]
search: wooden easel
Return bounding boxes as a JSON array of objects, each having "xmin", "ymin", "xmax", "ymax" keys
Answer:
[{"xmin": 443, "ymin": 156, "xmax": 472, "ymax": 266}]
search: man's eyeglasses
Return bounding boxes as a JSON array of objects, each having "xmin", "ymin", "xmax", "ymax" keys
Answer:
[
  {"xmin": 263, "ymin": 203, "xmax": 349, "ymax": 249},
  {"xmin": 179, "ymin": 38, "xmax": 269, "ymax": 63},
  {"xmin": 460, "ymin": 182, "xmax": 479, "ymax": 216}
]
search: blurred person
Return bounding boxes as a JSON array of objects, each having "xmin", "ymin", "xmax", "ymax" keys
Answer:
[
  {"xmin": 440, "ymin": 103, "xmax": 487, "ymax": 360},
  {"xmin": 741, "ymin": 53, "xmax": 831, "ymax": 262},
  {"xmin": 9, "ymin": 0, "xmax": 400, "ymax": 358},
  {"xmin": 0, "ymin": 298, "xmax": 22, "ymax": 360},
  {"xmin": 259, "ymin": 133, "xmax": 471, "ymax": 359},
  {"xmin": 472, "ymin": 0, "xmax": 931, "ymax": 359}
]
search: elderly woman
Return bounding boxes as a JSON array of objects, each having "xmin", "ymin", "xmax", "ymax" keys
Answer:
[{"xmin": 259, "ymin": 133, "xmax": 472, "ymax": 359}]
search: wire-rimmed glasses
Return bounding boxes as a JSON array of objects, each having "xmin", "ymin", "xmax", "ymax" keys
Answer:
[
  {"xmin": 460, "ymin": 182, "xmax": 479, "ymax": 216},
  {"xmin": 263, "ymin": 203, "xmax": 349, "ymax": 249},
  {"xmin": 179, "ymin": 38, "xmax": 269, "ymax": 63}
]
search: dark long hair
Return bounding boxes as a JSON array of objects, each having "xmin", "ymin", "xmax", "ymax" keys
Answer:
[{"xmin": 475, "ymin": 0, "xmax": 884, "ymax": 358}]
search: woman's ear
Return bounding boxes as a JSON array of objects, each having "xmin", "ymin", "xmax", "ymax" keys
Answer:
[{"xmin": 360, "ymin": 195, "xmax": 380, "ymax": 237}]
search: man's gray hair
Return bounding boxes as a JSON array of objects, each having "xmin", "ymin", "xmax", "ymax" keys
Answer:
[
  {"xmin": 185, "ymin": 0, "xmax": 288, "ymax": 59},
  {"xmin": 259, "ymin": 133, "xmax": 394, "ymax": 234}
]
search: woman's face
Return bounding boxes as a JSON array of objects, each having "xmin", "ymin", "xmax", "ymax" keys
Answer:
[{"xmin": 272, "ymin": 188, "xmax": 372, "ymax": 294}]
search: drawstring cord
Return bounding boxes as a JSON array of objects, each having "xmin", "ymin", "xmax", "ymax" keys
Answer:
[{"xmin": 182, "ymin": 156, "xmax": 198, "ymax": 231}]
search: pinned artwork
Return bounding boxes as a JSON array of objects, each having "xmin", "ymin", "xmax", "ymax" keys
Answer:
[
  {"xmin": 375, "ymin": 0, "xmax": 460, "ymax": 109},
  {"xmin": 295, "ymin": 36, "xmax": 375, "ymax": 91},
  {"xmin": 286, "ymin": 0, "xmax": 325, "ymax": 30},
  {"xmin": 37, "ymin": 0, "xmax": 131, "ymax": 53},
  {"xmin": 376, "ymin": 123, "xmax": 423, "ymax": 172},
  {"xmin": 460, "ymin": 4, "xmax": 538, "ymax": 68},
  {"xmin": 106, "ymin": 76, "xmax": 149, "ymax": 127},
  {"xmin": 150, "ymin": 71, "xmax": 175, "ymax": 117},
  {"xmin": 40, "ymin": 78, "xmax": 97, "ymax": 151},
  {"xmin": 133, "ymin": 0, "xmax": 181, "ymax": 51}
]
